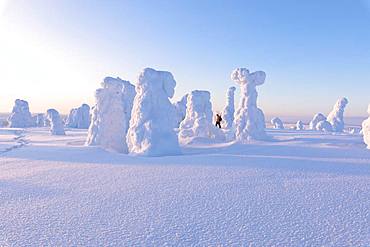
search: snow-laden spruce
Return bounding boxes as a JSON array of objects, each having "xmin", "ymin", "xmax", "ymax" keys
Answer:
[
  {"xmin": 66, "ymin": 104, "xmax": 91, "ymax": 129},
  {"xmin": 327, "ymin": 97, "xmax": 348, "ymax": 132},
  {"xmin": 7, "ymin": 99, "xmax": 34, "ymax": 128},
  {"xmin": 174, "ymin": 94, "xmax": 188, "ymax": 127},
  {"xmin": 271, "ymin": 117, "xmax": 284, "ymax": 129},
  {"xmin": 222, "ymin": 86, "xmax": 236, "ymax": 129},
  {"xmin": 316, "ymin": 120, "xmax": 333, "ymax": 132},
  {"xmin": 46, "ymin": 109, "xmax": 65, "ymax": 135},
  {"xmin": 86, "ymin": 77, "xmax": 135, "ymax": 153},
  {"xmin": 231, "ymin": 68, "xmax": 267, "ymax": 141},
  {"xmin": 127, "ymin": 68, "xmax": 180, "ymax": 156},
  {"xmin": 179, "ymin": 90, "xmax": 223, "ymax": 143},
  {"xmin": 296, "ymin": 120, "xmax": 304, "ymax": 130},
  {"xmin": 362, "ymin": 104, "xmax": 370, "ymax": 149},
  {"xmin": 309, "ymin": 113, "xmax": 326, "ymax": 130}
]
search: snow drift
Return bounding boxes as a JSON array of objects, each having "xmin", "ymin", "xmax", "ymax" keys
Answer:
[
  {"xmin": 327, "ymin": 97, "xmax": 348, "ymax": 132},
  {"xmin": 127, "ymin": 68, "xmax": 180, "ymax": 156},
  {"xmin": 309, "ymin": 113, "xmax": 326, "ymax": 130},
  {"xmin": 46, "ymin": 109, "xmax": 65, "ymax": 135},
  {"xmin": 7, "ymin": 99, "xmax": 34, "ymax": 128},
  {"xmin": 231, "ymin": 68, "xmax": 267, "ymax": 141},
  {"xmin": 179, "ymin": 90, "xmax": 223, "ymax": 143},
  {"xmin": 222, "ymin": 86, "xmax": 236, "ymax": 129},
  {"xmin": 66, "ymin": 104, "xmax": 91, "ymax": 129},
  {"xmin": 86, "ymin": 77, "xmax": 135, "ymax": 153},
  {"xmin": 271, "ymin": 117, "xmax": 284, "ymax": 129},
  {"xmin": 362, "ymin": 104, "xmax": 370, "ymax": 149}
]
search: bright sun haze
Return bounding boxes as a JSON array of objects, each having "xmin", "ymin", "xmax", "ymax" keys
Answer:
[{"xmin": 0, "ymin": 0, "xmax": 369, "ymax": 117}]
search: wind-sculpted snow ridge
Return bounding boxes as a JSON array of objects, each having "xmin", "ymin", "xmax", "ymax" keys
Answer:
[
  {"xmin": 316, "ymin": 120, "xmax": 333, "ymax": 132},
  {"xmin": 127, "ymin": 68, "xmax": 180, "ymax": 156},
  {"xmin": 362, "ymin": 104, "xmax": 370, "ymax": 149},
  {"xmin": 309, "ymin": 113, "xmax": 326, "ymax": 130},
  {"xmin": 179, "ymin": 90, "xmax": 224, "ymax": 144},
  {"xmin": 86, "ymin": 77, "xmax": 135, "ymax": 153},
  {"xmin": 231, "ymin": 68, "xmax": 267, "ymax": 142},
  {"xmin": 66, "ymin": 104, "xmax": 91, "ymax": 129},
  {"xmin": 7, "ymin": 99, "xmax": 34, "ymax": 128},
  {"xmin": 327, "ymin": 97, "xmax": 348, "ymax": 132},
  {"xmin": 174, "ymin": 94, "xmax": 188, "ymax": 127},
  {"xmin": 271, "ymin": 117, "xmax": 284, "ymax": 129},
  {"xmin": 46, "ymin": 109, "xmax": 65, "ymax": 135},
  {"xmin": 222, "ymin": 86, "xmax": 236, "ymax": 129},
  {"xmin": 296, "ymin": 120, "xmax": 304, "ymax": 130}
]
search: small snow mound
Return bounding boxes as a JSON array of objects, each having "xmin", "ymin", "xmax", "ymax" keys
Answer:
[
  {"xmin": 271, "ymin": 117, "xmax": 284, "ymax": 129},
  {"xmin": 7, "ymin": 99, "xmax": 34, "ymax": 128},
  {"xmin": 362, "ymin": 104, "xmax": 370, "ymax": 149},
  {"xmin": 309, "ymin": 113, "xmax": 326, "ymax": 130},
  {"xmin": 86, "ymin": 77, "xmax": 135, "ymax": 153},
  {"xmin": 179, "ymin": 90, "xmax": 224, "ymax": 144},
  {"xmin": 222, "ymin": 86, "xmax": 236, "ymax": 129},
  {"xmin": 327, "ymin": 97, "xmax": 348, "ymax": 132},
  {"xmin": 231, "ymin": 68, "xmax": 267, "ymax": 141},
  {"xmin": 127, "ymin": 68, "xmax": 180, "ymax": 156},
  {"xmin": 46, "ymin": 109, "xmax": 65, "ymax": 135},
  {"xmin": 316, "ymin": 120, "xmax": 333, "ymax": 132}
]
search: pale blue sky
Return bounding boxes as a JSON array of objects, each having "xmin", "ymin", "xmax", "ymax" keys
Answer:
[{"xmin": 0, "ymin": 0, "xmax": 369, "ymax": 117}]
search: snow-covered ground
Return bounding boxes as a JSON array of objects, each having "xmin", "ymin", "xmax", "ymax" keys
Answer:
[{"xmin": 0, "ymin": 127, "xmax": 369, "ymax": 246}]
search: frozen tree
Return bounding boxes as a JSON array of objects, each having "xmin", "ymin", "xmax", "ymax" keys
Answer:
[
  {"xmin": 86, "ymin": 77, "xmax": 135, "ymax": 153},
  {"xmin": 46, "ymin": 109, "xmax": 65, "ymax": 135},
  {"xmin": 316, "ymin": 120, "xmax": 333, "ymax": 132},
  {"xmin": 362, "ymin": 104, "xmax": 370, "ymax": 149},
  {"xmin": 127, "ymin": 68, "xmax": 180, "ymax": 156},
  {"xmin": 309, "ymin": 113, "xmax": 326, "ymax": 130},
  {"xmin": 271, "ymin": 117, "xmax": 284, "ymax": 129},
  {"xmin": 34, "ymin": 113, "xmax": 45, "ymax": 127},
  {"xmin": 231, "ymin": 68, "xmax": 267, "ymax": 141},
  {"xmin": 222, "ymin": 86, "xmax": 236, "ymax": 129},
  {"xmin": 66, "ymin": 104, "xmax": 91, "ymax": 129},
  {"xmin": 174, "ymin": 94, "xmax": 188, "ymax": 127},
  {"xmin": 327, "ymin": 97, "xmax": 348, "ymax": 132},
  {"xmin": 296, "ymin": 120, "xmax": 304, "ymax": 130},
  {"xmin": 179, "ymin": 90, "xmax": 223, "ymax": 143},
  {"xmin": 7, "ymin": 99, "xmax": 34, "ymax": 128}
]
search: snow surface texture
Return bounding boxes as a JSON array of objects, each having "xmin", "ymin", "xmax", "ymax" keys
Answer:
[
  {"xmin": 232, "ymin": 68, "xmax": 267, "ymax": 141},
  {"xmin": 86, "ymin": 77, "xmax": 135, "ymax": 153},
  {"xmin": 362, "ymin": 104, "xmax": 370, "ymax": 149},
  {"xmin": 271, "ymin": 117, "xmax": 284, "ymax": 129},
  {"xmin": 46, "ymin": 109, "xmax": 65, "ymax": 135},
  {"xmin": 0, "ymin": 127, "xmax": 369, "ymax": 246},
  {"xmin": 174, "ymin": 94, "xmax": 188, "ymax": 127},
  {"xmin": 66, "ymin": 104, "xmax": 91, "ymax": 129},
  {"xmin": 222, "ymin": 86, "xmax": 236, "ymax": 129},
  {"xmin": 179, "ymin": 90, "xmax": 223, "ymax": 143},
  {"xmin": 309, "ymin": 113, "xmax": 326, "ymax": 130},
  {"xmin": 7, "ymin": 99, "xmax": 34, "ymax": 128},
  {"xmin": 127, "ymin": 68, "xmax": 180, "ymax": 156},
  {"xmin": 316, "ymin": 120, "xmax": 333, "ymax": 132},
  {"xmin": 296, "ymin": 120, "xmax": 304, "ymax": 130},
  {"xmin": 327, "ymin": 97, "xmax": 349, "ymax": 132}
]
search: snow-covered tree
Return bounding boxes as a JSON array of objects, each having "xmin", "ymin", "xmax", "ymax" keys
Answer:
[
  {"xmin": 316, "ymin": 120, "xmax": 333, "ymax": 132},
  {"xmin": 362, "ymin": 104, "xmax": 370, "ymax": 149},
  {"xmin": 7, "ymin": 99, "xmax": 34, "ymax": 128},
  {"xmin": 179, "ymin": 90, "xmax": 223, "ymax": 143},
  {"xmin": 327, "ymin": 97, "xmax": 348, "ymax": 132},
  {"xmin": 46, "ymin": 109, "xmax": 65, "ymax": 135},
  {"xmin": 66, "ymin": 104, "xmax": 91, "ymax": 129},
  {"xmin": 174, "ymin": 94, "xmax": 188, "ymax": 127},
  {"xmin": 231, "ymin": 68, "xmax": 267, "ymax": 141},
  {"xmin": 309, "ymin": 113, "xmax": 326, "ymax": 130},
  {"xmin": 271, "ymin": 117, "xmax": 284, "ymax": 129},
  {"xmin": 127, "ymin": 68, "xmax": 180, "ymax": 156},
  {"xmin": 296, "ymin": 120, "xmax": 304, "ymax": 130},
  {"xmin": 86, "ymin": 77, "xmax": 135, "ymax": 153},
  {"xmin": 34, "ymin": 113, "xmax": 45, "ymax": 127},
  {"xmin": 222, "ymin": 86, "xmax": 236, "ymax": 129}
]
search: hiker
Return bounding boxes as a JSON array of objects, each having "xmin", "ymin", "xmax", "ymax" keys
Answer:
[{"xmin": 215, "ymin": 114, "xmax": 222, "ymax": 128}]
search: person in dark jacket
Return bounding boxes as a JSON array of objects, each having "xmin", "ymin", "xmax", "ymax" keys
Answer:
[{"xmin": 215, "ymin": 114, "xmax": 222, "ymax": 128}]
